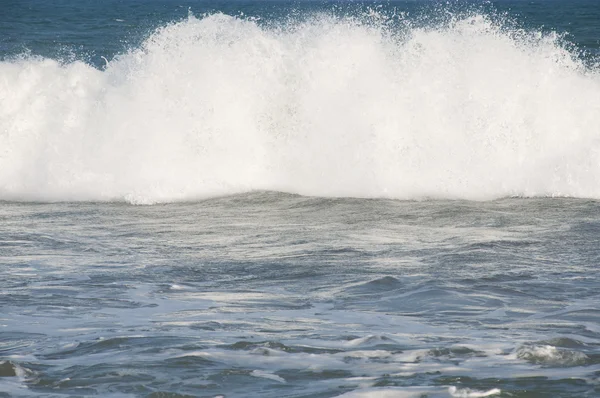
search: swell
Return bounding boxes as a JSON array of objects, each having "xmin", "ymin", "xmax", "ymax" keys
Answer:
[{"xmin": 1, "ymin": 12, "xmax": 600, "ymax": 204}]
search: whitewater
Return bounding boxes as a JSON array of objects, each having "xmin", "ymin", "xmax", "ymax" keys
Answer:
[
  {"xmin": 2, "ymin": 11, "xmax": 600, "ymax": 204},
  {"xmin": 4, "ymin": 2, "xmax": 600, "ymax": 397}
]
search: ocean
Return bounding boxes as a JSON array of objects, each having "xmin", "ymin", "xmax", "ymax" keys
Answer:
[{"xmin": 1, "ymin": 1, "xmax": 600, "ymax": 397}]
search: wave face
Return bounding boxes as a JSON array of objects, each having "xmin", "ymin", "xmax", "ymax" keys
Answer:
[{"xmin": 1, "ymin": 12, "xmax": 600, "ymax": 203}]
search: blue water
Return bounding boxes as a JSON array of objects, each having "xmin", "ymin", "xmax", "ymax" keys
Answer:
[
  {"xmin": 2, "ymin": 1, "xmax": 600, "ymax": 397},
  {"xmin": 3, "ymin": 1, "xmax": 600, "ymax": 67}
]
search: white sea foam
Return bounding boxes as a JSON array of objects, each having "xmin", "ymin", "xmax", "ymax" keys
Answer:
[
  {"xmin": 336, "ymin": 386, "xmax": 444, "ymax": 397},
  {"xmin": 448, "ymin": 387, "xmax": 501, "ymax": 397},
  {"xmin": 250, "ymin": 369, "xmax": 286, "ymax": 383},
  {"xmin": 2, "ymin": 12, "xmax": 600, "ymax": 203},
  {"xmin": 335, "ymin": 386, "xmax": 501, "ymax": 398},
  {"xmin": 516, "ymin": 344, "xmax": 590, "ymax": 367}
]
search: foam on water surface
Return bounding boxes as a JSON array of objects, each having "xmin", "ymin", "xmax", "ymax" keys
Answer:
[
  {"xmin": 335, "ymin": 386, "xmax": 501, "ymax": 398},
  {"xmin": 2, "ymin": 196, "xmax": 600, "ymax": 396},
  {"xmin": 3, "ymin": 3, "xmax": 600, "ymax": 397},
  {"xmin": 515, "ymin": 344, "xmax": 591, "ymax": 367},
  {"xmin": 1, "ymin": 11, "xmax": 600, "ymax": 203}
]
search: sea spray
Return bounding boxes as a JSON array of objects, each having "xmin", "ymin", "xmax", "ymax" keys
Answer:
[{"xmin": 1, "ymin": 12, "xmax": 599, "ymax": 204}]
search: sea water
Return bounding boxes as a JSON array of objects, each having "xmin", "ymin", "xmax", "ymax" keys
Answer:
[{"xmin": 1, "ymin": 1, "xmax": 600, "ymax": 397}]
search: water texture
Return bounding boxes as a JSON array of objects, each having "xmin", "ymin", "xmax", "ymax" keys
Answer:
[
  {"xmin": 1, "ymin": 1, "xmax": 600, "ymax": 397},
  {"xmin": 2, "ymin": 195, "xmax": 600, "ymax": 397}
]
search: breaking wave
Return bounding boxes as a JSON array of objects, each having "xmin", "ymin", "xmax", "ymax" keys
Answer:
[{"xmin": 1, "ymin": 11, "xmax": 600, "ymax": 204}]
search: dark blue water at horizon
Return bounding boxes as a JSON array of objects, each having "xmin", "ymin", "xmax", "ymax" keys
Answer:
[{"xmin": 2, "ymin": 0, "xmax": 600, "ymax": 68}]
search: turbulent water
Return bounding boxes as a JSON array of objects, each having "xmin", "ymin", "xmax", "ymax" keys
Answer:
[
  {"xmin": 3, "ymin": 194, "xmax": 600, "ymax": 398},
  {"xmin": 2, "ymin": 1, "xmax": 600, "ymax": 203},
  {"xmin": 2, "ymin": 0, "xmax": 600, "ymax": 397}
]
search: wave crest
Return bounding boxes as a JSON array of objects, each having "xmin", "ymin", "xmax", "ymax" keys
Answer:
[{"xmin": 1, "ymin": 12, "xmax": 600, "ymax": 203}]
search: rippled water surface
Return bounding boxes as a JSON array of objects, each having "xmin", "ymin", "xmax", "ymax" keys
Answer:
[
  {"xmin": 2, "ymin": 194, "xmax": 600, "ymax": 397},
  {"xmin": 3, "ymin": 0, "xmax": 600, "ymax": 396}
]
